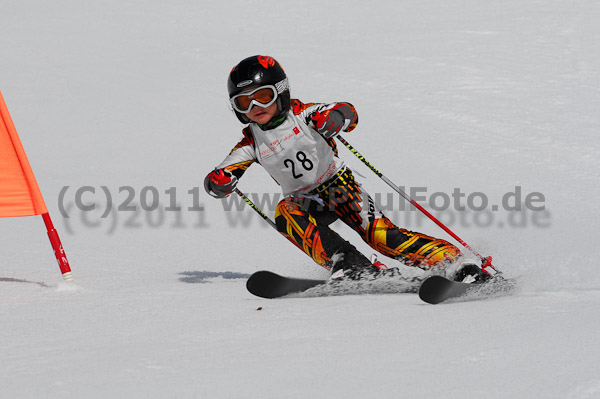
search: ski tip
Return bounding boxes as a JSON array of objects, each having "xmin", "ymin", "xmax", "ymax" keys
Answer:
[
  {"xmin": 246, "ymin": 271, "xmax": 327, "ymax": 299},
  {"xmin": 418, "ymin": 276, "xmax": 449, "ymax": 305},
  {"xmin": 246, "ymin": 271, "xmax": 280, "ymax": 299},
  {"xmin": 418, "ymin": 274, "xmax": 517, "ymax": 304}
]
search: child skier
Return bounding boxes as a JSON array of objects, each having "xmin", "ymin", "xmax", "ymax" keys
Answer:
[{"xmin": 204, "ymin": 55, "xmax": 487, "ymax": 281}]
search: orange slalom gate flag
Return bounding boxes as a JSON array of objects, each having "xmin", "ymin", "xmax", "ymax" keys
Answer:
[
  {"xmin": 0, "ymin": 91, "xmax": 48, "ymax": 217},
  {"xmin": 0, "ymin": 90, "xmax": 72, "ymax": 281}
]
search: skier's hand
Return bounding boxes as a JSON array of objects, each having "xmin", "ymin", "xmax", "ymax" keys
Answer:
[
  {"xmin": 204, "ymin": 168, "xmax": 238, "ymax": 198},
  {"xmin": 311, "ymin": 110, "xmax": 345, "ymax": 138}
]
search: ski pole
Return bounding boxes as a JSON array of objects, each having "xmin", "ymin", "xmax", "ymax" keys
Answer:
[
  {"xmin": 234, "ymin": 188, "xmax": 277, "ymax": 230},
  {"xmin": 336, "ymin": 136, "xmax": 498, "ymax": 273}
]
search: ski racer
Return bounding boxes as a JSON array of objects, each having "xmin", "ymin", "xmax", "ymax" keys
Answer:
[{"xmin": 204, "ymin": 55, "xmax": 487, "ymax": 281}]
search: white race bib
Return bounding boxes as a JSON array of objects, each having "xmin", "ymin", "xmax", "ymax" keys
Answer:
[{"xmin": 251, "ymin": 112, "xmax": 342, "ymax": 196}]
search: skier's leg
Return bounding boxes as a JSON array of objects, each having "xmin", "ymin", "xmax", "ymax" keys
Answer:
[
  {"xmin": 274, "ymin": 197, "xmax": 372, "ymax": 271},
  {"xmin": 362, "ymin": 217, "xmax": 461, "ymax": 269},
  {"xmin": 366, "ymin": 216, "xmax": 490, "ymax": 281},
  {"xmin": 323, "ymin": 170, "xmax": 461, "ymax": 269}
]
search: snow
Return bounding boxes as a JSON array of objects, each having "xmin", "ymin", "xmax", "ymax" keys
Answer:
[{"xmin": 1, "ymin": 0, "xmax": 600, "ymax": 398}]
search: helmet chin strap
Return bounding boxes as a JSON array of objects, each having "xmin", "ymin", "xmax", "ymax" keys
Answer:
[{"xmin": 276, "ymin": 96, "xmax": 283, "ymax": 114}]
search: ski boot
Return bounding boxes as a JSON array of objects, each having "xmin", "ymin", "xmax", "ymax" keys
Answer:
[
  {"xmin": 329, "ymin": 249, "xmax": 376, "ymax": 280},
  {"xmin": 452, "ymin": 258, "xmax": 492, "ymax": 283},
  {"xmin": 330, "ymin": 251, "xmax": 401, "ymax": 281}
]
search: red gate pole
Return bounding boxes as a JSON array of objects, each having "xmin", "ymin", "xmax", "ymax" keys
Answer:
[{"xmin": 42, "ymin": 212, "xmax": 73, "ymax": 281}]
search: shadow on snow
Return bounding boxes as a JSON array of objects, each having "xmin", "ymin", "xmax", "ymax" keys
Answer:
[
  {"xmin": 0, "ymin": 277, "xmax": 51, "ymax": 288},
  {"xmin": 178, "ymin": 271, "xmax": 251, "ymax": 284}
]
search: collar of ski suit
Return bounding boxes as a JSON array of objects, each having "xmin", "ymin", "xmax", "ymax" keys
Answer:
[{"xmin": 257, "ymin": 113, "xmax": 287, "ymax": 130}]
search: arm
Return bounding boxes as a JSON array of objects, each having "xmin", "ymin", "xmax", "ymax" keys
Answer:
[
  {"xmin": 204, "ymin": 128, "xmax": 257, "ymax": 198},
  {"xmin": 292, "ymin": 99, "xmax": 359, "ymax": 136}
]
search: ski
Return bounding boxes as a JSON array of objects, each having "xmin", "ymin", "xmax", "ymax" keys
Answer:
[
  {"xmin": 246, "ymin": 270, "xmax": 422, "ymax": 299},
  {"xmin": 246, "ymin": 271, "xmax": 326, "ymax": 298},
  {"xmin": 418, "ymin": 275, "xmax": 516, "ymax": 304},
  {"xmin": 247, "ymin": 270, "xmax": 516, "ymax": 302}
]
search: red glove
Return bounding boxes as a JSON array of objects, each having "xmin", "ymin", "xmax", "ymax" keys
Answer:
[
  {"xmin": 311, "ymin": 110, "xmax": 345, "ymax": 138},
  {"xmin": 204, "ymin": 168, "xmax": 238, "ymax": 198}
]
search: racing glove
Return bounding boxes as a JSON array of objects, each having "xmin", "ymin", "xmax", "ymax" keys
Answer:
[
  {"xmin": 311, "ymin": 110, "xmax": 345, "ymax": 138},
  {"xmin": 204, "ymin": 168, "xmax": 238, "ymax": 198}
]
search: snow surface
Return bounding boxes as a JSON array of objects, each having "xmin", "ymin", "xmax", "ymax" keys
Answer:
[{"xmin": 1, "ymin": 0, "xmax": 600, "ymax": 398}]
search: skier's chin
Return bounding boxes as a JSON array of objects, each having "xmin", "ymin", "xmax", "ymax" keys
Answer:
[{"xmin": 252, "ymin": 112, "xmax": 271, "ymax": 124}]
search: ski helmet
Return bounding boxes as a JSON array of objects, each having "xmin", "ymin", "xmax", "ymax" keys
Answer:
[{"xmin": 227, "ymin": 55, "xmax": 291, "ymax": 124}]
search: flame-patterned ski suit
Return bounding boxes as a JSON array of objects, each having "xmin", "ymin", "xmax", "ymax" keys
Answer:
[{"xmin": 214, "ymin": 99, "xmax": 461, "ymax": 271}]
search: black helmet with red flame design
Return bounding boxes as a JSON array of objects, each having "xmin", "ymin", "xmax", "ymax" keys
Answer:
[{"xmin": 227, "ymin": 55, "xmax": 291, "ymax": 124}]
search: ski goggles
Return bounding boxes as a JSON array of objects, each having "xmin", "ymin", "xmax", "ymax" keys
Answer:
[{"xmin": 230, "ymin": 79, "xmax": 289, "ymax": 114}]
